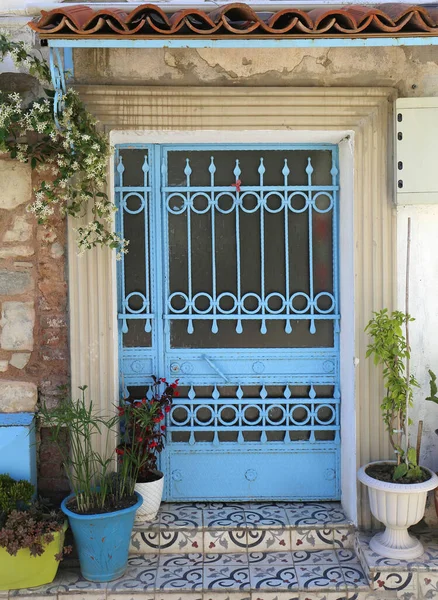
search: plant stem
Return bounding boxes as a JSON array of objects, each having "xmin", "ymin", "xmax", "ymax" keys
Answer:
[{"xmin": 405, "ymin": 217, "xmax": 411, "ymax": 461}]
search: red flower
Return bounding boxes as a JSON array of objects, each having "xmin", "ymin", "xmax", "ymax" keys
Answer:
[
  {"xmin": 173, "ymin": 391, "xmax": 179, "ymax": 397},
  {"xmin": 165, "ymin": 405, "xmax": 171, "ymax": 413},
  {"xmin": 160, "ymin": 378, "xmax": 167, "ymax": 383},
  {"xmin": 117, "ymin": 407, "xmax": 125, "ymax": 416},
  {"xmin": 153, "ymin": 417, "xmax": 162, "ymax": 423},
  {"xmin": 141, "ymin": 398, "xmax": 147, "ymax": 404},
  {"xmin": 137, "ymin": 437, "xmax": 143, "ymax": 442},
  {"xmin": 149, "ymin": 441, "xmax": 158, "ymax": 448},
  {"xmin": 170, "ymin": 383, "xmax": 178, "ymax": 389},
  {"xmin": 161, "ymin": 425, "xmax": 166, "ymax": 431},
  {"xmin": 116, "ymin": 448, "xmax": 124, "ymax": 456}
]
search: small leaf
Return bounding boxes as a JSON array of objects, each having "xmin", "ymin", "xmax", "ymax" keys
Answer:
[{"xmin": 393, "ymin": 463, "xmax": 408, "ymax": 480}]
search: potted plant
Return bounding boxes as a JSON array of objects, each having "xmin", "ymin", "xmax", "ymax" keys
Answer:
[
  {"xmin": 118, "ymin": 377, "xmax": 178, "ymax": 522},
  {"xmin": 0, "ymin": 474, "xmax": 69, "ymax": 590},
  {"xmin": 38, "ymin": 386, "xmax": 143, "ymax": 582},
  {"xmin": 357, "ymin": 308, "xmax": 438, "ymax": 559}
]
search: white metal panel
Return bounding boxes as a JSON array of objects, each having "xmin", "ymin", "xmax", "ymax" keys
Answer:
[{"xmin": 396, "ymin": 98, "xmax": 438, "ymax": 204}]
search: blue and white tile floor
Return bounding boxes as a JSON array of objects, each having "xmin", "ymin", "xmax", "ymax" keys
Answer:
[{"xmin": 5, "ymin": 503, "xmax": 438, "ymax": 600}]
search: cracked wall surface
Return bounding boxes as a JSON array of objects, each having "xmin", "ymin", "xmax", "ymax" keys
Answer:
[{"xmin": 74, "ymin": 46, "xmax": 438, "ymax": 97}]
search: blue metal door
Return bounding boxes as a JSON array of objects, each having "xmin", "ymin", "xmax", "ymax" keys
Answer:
[{"xmin": 116, "ymin": 144, "xmax": 340, "ymax": 501}]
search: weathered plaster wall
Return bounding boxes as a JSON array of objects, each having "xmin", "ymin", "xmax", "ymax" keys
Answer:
[
  {"xmin": 74, "ymin": 46, "xmax": 438, "ymax": 97},
  {"xmin": 0, "ymin": 155, "xmax": 70, "ymax": 499},
  {"xmin": 397, "ymin": 209, "xmax": 438, "ymax": 471}
]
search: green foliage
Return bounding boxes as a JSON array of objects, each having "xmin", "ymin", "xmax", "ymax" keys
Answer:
[
  {"xmin": 365, "ymin": 309, "xmax": 422, "ymax": 481},
  {"xmin": 38, "ymin": 386, "xmax": 134, "ymax": 514},
  {"xmin": 0, "ymin": 474, "xmax": 34, "ymax": 518},
  {"xmin": 0, "ymin": 32, "xmax": 127, "ymax": 257},
  {"xmin": 426, "ymin": 369, "xmax": 438, "ymax": 404}
]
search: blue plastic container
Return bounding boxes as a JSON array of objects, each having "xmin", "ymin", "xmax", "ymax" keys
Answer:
[{"xmin": 61, "ymin": 492, "xmax": 142, "ymax": 582}]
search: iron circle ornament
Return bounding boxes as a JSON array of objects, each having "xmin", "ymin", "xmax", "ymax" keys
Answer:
[
  {"xmin": 191, "ymin": 191, "xmax": 212, "ymax": 215},
  {"xmin": 216, "ymin": 292, "xmax": 238, "ymax": 315},
  {"xmin": 192, "ymin": 292, "xmax": 213, "ymax": 315},
  {"xmin": 241, "ymin": 293, "xmax": 262, "ymax": 315},
  {"xmin": 264, "ymin": 191, "xmax": 286, "ymax": 214},
  {"xmin": 323, "ymin": 360, "xmax": 335, "ymax": 373},
  {"xmin": 181, "ymin": 362, "xmax": 194, "ymax": 374},
  {"xmin": 314, "ymin": 292, "xmax": 335, "ymax": 314},
  {"xmin": 239, "ymin": 191, "xmax": 262, "ymax": 214},
  {"xmin": 245, "ymin": 469, "xmax": 258, "ymax": 481},
  {"xmin": 168, "ymin": 292, "xmax": 190, "ymax": 314},
  {"xmin": 124, "ymin": 292, "xmax": 148, "ymax": 314},
  {"xmin": 312, "ymin": 191, "xmax": 334, "ymax": 214},
  {"xmin": 287, "ymin": 191, "xmax": 309, "ymax": 213},
  {"xmin": 289, "ymin": 292, "xmax": 311, "ymax": 314},
  {"xmin": 130, "ymin": 360, "xmax": 145, "ymax": 373},
  {"xmin": 215, "ymin": 192, "xmax": 237, "ymax": 214},
  {"xmin": 122, "ymin": 191, "xmax": 146, "ymax": 215},
  {"xmin": 265, "ymin": 292, "xmax": 286, "ymax": 314},
  {"xmin": 167, "ymin": 192, "xmax": 188, "ymax": 214}
]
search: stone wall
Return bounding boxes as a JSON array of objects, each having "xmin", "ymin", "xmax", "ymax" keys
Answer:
[{"xmin": 0, "ymin": 155, "xmax": 70, "ymax": 500}]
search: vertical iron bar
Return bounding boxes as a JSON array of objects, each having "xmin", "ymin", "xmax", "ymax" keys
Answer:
[
  {"xmin": 306, "ymin": 158, "xmax": 316, "ymax": 334},
  {"xmin": 210, "ymin": 157, "xmax": 218, "ymax": 334},
  {"xmin": 259, "ymin": 158, "xmax": 267, "ymax": 334},
  {"xmin": 143, "ymin": 155, "xmax": 152, "ymax": 333},
  {"xmin": 234, "ymin": 160, "xmax": 242, "ymax": 334},
  {"xmin": 117, "ymin": 154, "xmax": 128, "ymax": 336},
  {"xmin": 283, "ymin": 159, "xmax": 292, "ymax": 334},
  {"xmin": 185, "ymin": 159, "xmax": 194, "ymax": 334},
  {"xmin": 309, "ymin": 384, "xmax": 316, "ymax": 442}
]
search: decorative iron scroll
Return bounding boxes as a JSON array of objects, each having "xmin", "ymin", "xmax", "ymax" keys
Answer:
[{"xmin": 164, "ymin": 154, "xmax": 339, "ymax": 336}]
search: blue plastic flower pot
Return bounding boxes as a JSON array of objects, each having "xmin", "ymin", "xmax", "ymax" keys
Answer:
[{"xmin": 61, "ymin": 492, "xmax": 142, "ymax": 582}]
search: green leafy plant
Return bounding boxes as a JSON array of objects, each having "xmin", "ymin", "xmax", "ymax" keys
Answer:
[
  {"xmin": 426, "ymin": 369, "xmax": 438, "ymax": 404},
  {"xmin": 365, "ymin": 309, "xmax": 435, "ymax": 482},
  {"xmin": 0, "ymin": 476, "xmax": 70, "ymax": 559},
  {"xmin": 38, "ymin": 386, "xmax": 136, "ymax": 514},
  {"xmin": 117, "ymin": 377, "xmax": 178, "ymax": 484},
  {"xmin": 0, "ymin": 32, "xmax": 127, "ymax": 257},
  {"xmin": 0, "ymin": 474, "xmax": 34, "ymax": 519}
]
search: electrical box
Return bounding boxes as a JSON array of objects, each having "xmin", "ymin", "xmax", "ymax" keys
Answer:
[{"xmin": 395, "ymin": 98, "xmax": 438, "ymax": 205}]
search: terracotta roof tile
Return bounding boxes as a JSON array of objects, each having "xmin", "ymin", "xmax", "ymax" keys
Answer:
[{"xmin": 28, "ymin": 3, "xmax": 438, "ymax": 37}]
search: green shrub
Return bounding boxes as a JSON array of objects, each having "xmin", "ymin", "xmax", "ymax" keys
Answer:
[{"xmin": 0, "ymin": 474, "xmax": 34, "ymax": 518}]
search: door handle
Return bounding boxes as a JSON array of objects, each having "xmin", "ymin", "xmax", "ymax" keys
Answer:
[{"xmin": 201, "ymin": 355, "xmax": 230, "ymax": 383}]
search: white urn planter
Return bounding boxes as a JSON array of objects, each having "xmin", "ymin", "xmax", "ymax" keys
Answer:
[
  {"xmin": 134, "ymin": 470, "xmax": 164, "ymax": 522},
  {"xmin": 358, "ymin": 461, "xmax": 438, "ymax": 559}
]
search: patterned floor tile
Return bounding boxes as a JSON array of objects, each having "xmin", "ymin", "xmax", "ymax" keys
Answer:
[
  {"xmin": 159, "ymin": 553, "xmax": 204, "ymax": 567},
  {"xmin": 204, "ymin": 553, "xmax": 250, "ymax": 565},
  {"xmin": 332, "ymin": 529, "xmax": 354, "ymax": 549},
  {"xmin": 336, "ymin": 550, "xmax": 357, "ymax": 565},
  {"xmin": 249, "ymin": 565, "xmax": 299, "ymax": 590},
  {"xmin": 247, "ymin": 529, "xmax": 290, "ymax": 552},
  {"xmin": 107, "ymin": 593, "xmax": 153, "ymax": 600},
  {"xmin": 245, "ymin": 508, "xmax": 289, "ymax": 529},
  {"xmin": 160, "ymin": 530, "xmax": 204, "ymax": 553},
  {"xmin": 357, "ymin": 531, "xmax": 433, "ymax": 571},
  {"xmin": 297, "ymin": 593, "xmax": 349, "ymax": 600},
  {"xmin": 107, "ymin": 565, "xmax": 156, "ymax": 591},
  {"xmin": 419, "ymin": 572, "xmax": 438, "ymax": 599},
  {"xmin": 130, "ymin": 529, "xmax": 160, "ymax": 554},
  {"xmin": 248, "ymin": 552, "xmax": 294, "ymax": 566},
  {"xmin": 205, "ymin": 593, "xmax": 251, "ymax": 600},
  {"xmin": 204, "ymin": 507, "xmax": 246, "ymax": 528},
  {"xmin": 9, "ymin": 569, "xmax": 94, "ymax": 596},
  {"xmin": 291, "ymin": 529, "xmax": 334, "ymax": 551},
  {"xmin": 340, "ymin": 564, "xmax": 369, "ymax": 589},
  {"xmin": 160, "ymin": 508, "xmax": 204, "ymax": 529},
  {"xmin": 285, "ymin": 503, "xmax": 348, "ymax": 527},
  {"xmin": 204, "ymin": 566, "xmax": 251, "ymax": 590},
  {"xmin": 295, "ymin": 564, "xmax": 347, "ymax": 591},
  {"xmin": 292, "ymin": 550, "xmax": 338, "ymax": 566},
  {"xmin": 204, "ymin": 529, "xmax": 248, "ymax": 553},
  {"xmin": 155, "ymin": 567, "xmax": 203, "ymax": 591},
  {"xmin": 369, "ymin": 570, "xmax": 414, "ymax": 592},
  {"xmin": 250, "ymin": 593, "xmax": 300, "ymax": 600},
  {"xmin": 156, "ymin": 594, "xmax": 202, "ymax": 600}
]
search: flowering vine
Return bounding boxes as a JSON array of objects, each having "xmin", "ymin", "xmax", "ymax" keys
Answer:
[{"xmin": 0, "ymin": 32, "xmax": 128, "ymax": 257}]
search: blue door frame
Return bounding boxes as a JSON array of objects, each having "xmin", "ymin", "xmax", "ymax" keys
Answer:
[{"xmin": 116, "ymin": 143, "xmax": 340, "ymax": 501}]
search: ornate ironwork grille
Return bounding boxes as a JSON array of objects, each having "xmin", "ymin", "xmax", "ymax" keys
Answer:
[{"xmin": 116, "ymin": 144, "xmax": 340, "ymax": 501}]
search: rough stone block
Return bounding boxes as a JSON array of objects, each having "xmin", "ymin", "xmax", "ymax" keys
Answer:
[
  {"xmin": 0, "ymin": 270, "xmax": 33, "ymax": 295},
  {"xmin": 0, "ymin": 246, "xmax": 34, "ymax": 258},
  {"xmin": 0, "ymin": 301, "xmax": 35, "ymax": 350},
  {"xmin": 3, "ymin": 215, "xmax": 32, "ymax": 242},
  {"xmin": 10, "ymin": 352, "xmax": 31, "ymax": 369},
  {"xmin": 0, "ymin": 160, "xmax": 31, "ymax": 210},
  {"xmin": 0, "ymin": 360, "xmax": 8, "ymax": 372},
  {"xmin": 0, "ymin": 380, "xmax": 37, "ymax": 412}
]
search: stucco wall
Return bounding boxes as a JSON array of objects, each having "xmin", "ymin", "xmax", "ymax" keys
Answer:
[{"xmin": 74, "ymin": 46, "xmax": 438, "ymax": 97}]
